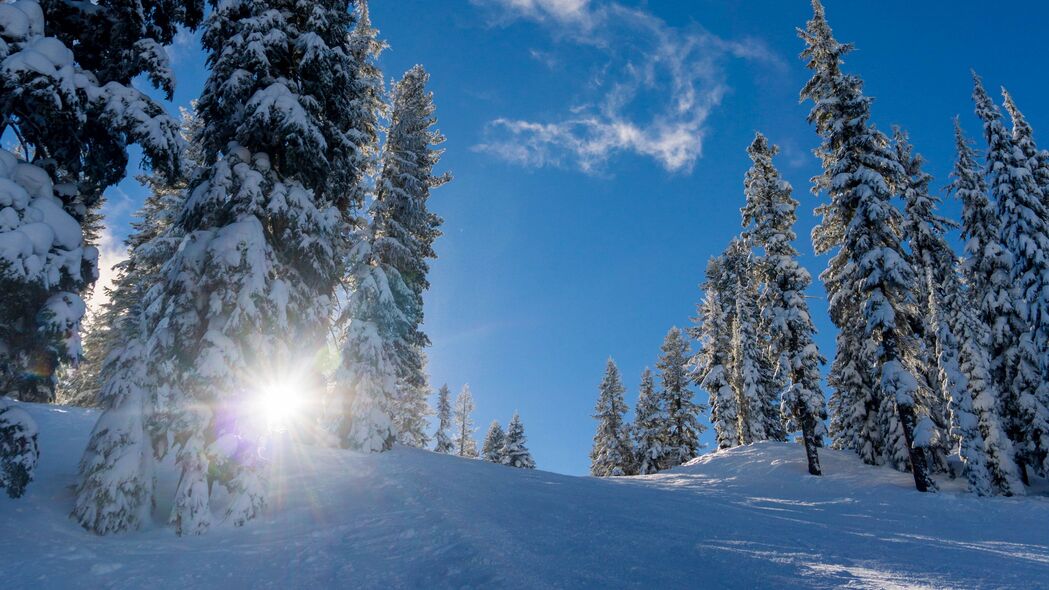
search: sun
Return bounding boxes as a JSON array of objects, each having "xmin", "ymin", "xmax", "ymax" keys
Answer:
[{"xmin": 255, "ymin": 379, "xmax": 304, "ymax": 432}]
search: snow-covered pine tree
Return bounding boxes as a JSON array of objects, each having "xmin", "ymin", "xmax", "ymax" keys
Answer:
[
  {"xmin": 972, "ymin": 74, "xmax": 1049, "ymax": 481},
  {"xmin": 374, "ymin": 65, "xmax": 449, "ymax": 449},
  {"xmin": 482, "ymin": 420, "xmax": 505, "ymax": 463},
  {"xmin": 501, "ymin": 412, "xmax": 535, "ymax": 469},
  {"xmin": 692, "ymin": 255, "xmax": 741, "ymax": 450},
  {"xmin": 590, "ymin": 358, "xmax": 634, "ymax": 476},
  {"xmin": 56, "ymin": 307, "xmax": 107, "ymax": 408},
  {"xmin": 1002, "ymin": 89, "xmax": 1049, "ymax": 208},
  {"xmin": 898, "ymin": 130, "xmax": 1000, "ymax": 494},
  {"xmin": 741, "ymin": 132, "xmax": 827, "ymax": 475},
  {"xmin": 72, "ymin": 159, "xmax": 191, "ymax": 534},
  {"xmin": 658, "ymin": 327, "xmax": 705, "ymax": 468},
  {"xmin": 632, "ymin": 367, "xmax": 667, "ymax": 474},
  {"xmin": 433, "ymin": 384, "xmax": 454, "ymax": 453},
  {"xmin": 948, "ymin": 120, "xmax": 1024, "ymax": 496},
  {"xmin": 728, "ymin": 245, "xmax": 772, "ymax": 446},
  {"xmin": 332, "ymin": 229, "xmax": 400, "ymax": 453},
  {"xmin": 800, "ymin": 0, "xmax": 934, "ymax": 491},
  {"xmin": 0, "ymin": 0, "xmax": 183, "ymax": 497},
  {"xmin": 0, "ymin": 0, "xmax": 184, "ymax": 403},
  {"xmin": 453, "ymin": 385, "xmax": 478, "ymax": 457},
  {"xmin": 140, "ymin": 0, "xmax": 379, "ymax": 535}
]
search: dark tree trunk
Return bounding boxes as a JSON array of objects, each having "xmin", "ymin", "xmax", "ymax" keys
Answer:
[{"xmin": 800, "ymin": 412, "xmax": 822, "ymax": 476}]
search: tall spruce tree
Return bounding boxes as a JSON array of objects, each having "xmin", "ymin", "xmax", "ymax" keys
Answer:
[
  {"xmin": 741, "ymin": 132, "xmax": 827, "ymax": 475},
  {"xmin": 481, "ymin": 420, "xmax": 505, "ymax": 463},
  {"xmin": 693, "ymin": 254, "xmax": 741, "ymax": 450},
  {"xmin": 1002, "ymin": 89, "xmax": 1049, "ymax": 208},
  {"xmin": 949, "ymin": 121, "xmax": 1023, "ymax": 495},
  {"xmin": 800, "ymin": 0, "xmax": 934, "ymax": 491},
  {"xmin": 73, "ymin": 158, "xmax": 191, "ymax": 533},
  {"xmin": 374, "ymin": 66, "xmax": 449, "ymax": 449},
  {"xmin": 658, "ymin": 327, "xmax": 705, "ymax": 467},
  {"xmin": 501, "ymin": 412, "xmax": 535, "ymax": 469},
  {"xmin": 632, "ymin": 367, "xmax": 667, "ymax": 474},
  {"xmin": 138, "ymin": 0, "xmax": 379, "ymax": 535},
  {"xmin": 433, "ymin": 384, "xmax": 454, "ymax": 453},
  {"xmin": 728, "ymin": 247, "xmax": 773, "ymax": 445},
  {"xmin": 972, "ymin": 74, "xmax": 1049, "ymax": 481},
  {"xmin": 453, "ymin": 384, "xmax": 478, "ymax": 458},
  {"xmin": 898, "ymin": 131, "xmax": 1002, "ymax": 494},
  {"xmin": 590, "ymin": 358, "xmax": 634, "ymax": 476}
]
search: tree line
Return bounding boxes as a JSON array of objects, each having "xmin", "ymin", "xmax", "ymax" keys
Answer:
[{"xmin": 591, "ymin": 1, "xmax": 1048, "ymax": 498}]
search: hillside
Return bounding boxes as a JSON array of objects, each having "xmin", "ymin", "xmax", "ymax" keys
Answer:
[{"xmin": 2, "ymin": 403, "xmax": 1048, "ymax": 589}]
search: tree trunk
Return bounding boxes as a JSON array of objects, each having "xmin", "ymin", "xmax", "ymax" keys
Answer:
[
  {"xmin": 896, "ymin": 399, "xmax": 936, "ymax": 492},
  {"xmin": 800, "ymin": 412, "xmax": 822, "ymax": 476}
]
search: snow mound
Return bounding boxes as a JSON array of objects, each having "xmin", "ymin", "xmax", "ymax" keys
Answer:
[{"xmin": 2, "ymin": 405, "xmax": 1047, "ymax": 589}]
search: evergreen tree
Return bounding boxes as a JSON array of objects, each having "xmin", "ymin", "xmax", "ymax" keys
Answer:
[
  {"xmin": 73, "ymin": 159, "xmax": 190, "ymax": 533},
  {"xmin": 481, "ymin": 420, "xmax": 505, "ymax": 463},
  {"xmin": 332, "ymin": 231, "xmax": 400, "ymax": 453},
  {"xmin": 140, "ymin": 0, "xmax": 378, "ymax": 535},
  {"xmin": 632, "ymin": 367, "xmax": 667, "ymax": 474},
  {"xmin": 742, "ymin": 132, "xmax": 827, "ymax": 475},
  {"xmin": 590, "ymin": 358, "xmax": 634, "ymax": 476},
  {"xmin": 374, "ymin": 66, "xmax": 449, "ymax": 450},
  {"xmin": 949, "ymin": 121, "xmax": 1023, "ymax": 495},
  {"xmin": 0, "ymin": 0, "xmax": 184, "ymax": 403},
  {"xmin": 898, "ymin": 131, "xmax": 1001, "ymax": 494},
  {"xmin": 501, "ymin": 412, "xmax": 535, "ymax": 469},
  {"xmin": 693, "ymin": 255, "xmax": 740, "ymax": 450},
  {"xmin": 1002, "ymin": 89, "xmax": 1049, "ymax": 207},
  {"xmin": 729, "ymin": 248, "xmax": 772, "ymax": 445},
  {"xmin": 972, "ymin": 74, "xmax": 1049, "ymax": 481},
  {"xmin": 433, "ymin": 384, "xmax": 454, "ymax": 453},
  {"xmin": 800, "ymin": 0, "xmax": 934, "ymax": 491},
  {"xmin": 0, "ymin": 398, "xmax": 38, "ymax": 499},
  {"xmin": 659, "ymin": 327, "xmax": 705, "ymax": 467},
  {"xmin": 453, "ymin": 384, "xmax": 478, "ymax": 458}
]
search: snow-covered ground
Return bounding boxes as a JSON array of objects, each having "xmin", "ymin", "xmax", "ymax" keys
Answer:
[{"xmin": 3, "ymin": 403, "xmax": 1048, "ymax": 589}]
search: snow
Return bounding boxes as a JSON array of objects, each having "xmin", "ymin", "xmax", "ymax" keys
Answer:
[{"xmin": 3, "ymin": 403, "xmax": 1048, "ymax": 588}]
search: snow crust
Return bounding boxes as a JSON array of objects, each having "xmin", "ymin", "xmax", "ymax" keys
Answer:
[{"xmin": 2, "ymin": 403, "xmax": 1048, "ymax": 589}]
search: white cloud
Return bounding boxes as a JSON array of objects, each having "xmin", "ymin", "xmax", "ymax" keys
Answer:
[
  {"xmin": 86, "ymin": 227, "xmax": 129, "ymax": 317},
  {"xmin": 472, "ymin": 0, "xmax": 779, "ymax": 174}
]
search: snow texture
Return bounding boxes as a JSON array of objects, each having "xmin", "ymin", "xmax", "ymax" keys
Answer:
[{"xmin": 2, "ymin": 403, "xmax": 1048, "ymax": 588}]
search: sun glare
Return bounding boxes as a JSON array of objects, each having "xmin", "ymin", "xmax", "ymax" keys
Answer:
[{"xmin": 256, "ymin": 380, "xmax": 303, "ymax": 432}]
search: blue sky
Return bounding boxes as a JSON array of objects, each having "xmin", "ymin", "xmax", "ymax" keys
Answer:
[{"xmin": 103, "ymin": 0, "xmax": 1049, "ymax": 475}]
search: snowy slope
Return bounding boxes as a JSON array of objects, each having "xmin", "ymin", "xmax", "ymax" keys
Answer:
[{"xmin": 2, "ymin": 403, "xmax": 1048, "ymax": 589}]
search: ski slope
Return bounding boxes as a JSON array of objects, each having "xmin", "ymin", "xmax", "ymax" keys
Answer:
[{"xmin": 2, "ymin": 403, "xmax": 1048, "ymax": 589}]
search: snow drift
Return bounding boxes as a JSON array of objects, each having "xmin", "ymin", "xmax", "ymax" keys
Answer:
[{"xmin": 2, "ymin": 403, "xmax": 1047, "ymax": 589}]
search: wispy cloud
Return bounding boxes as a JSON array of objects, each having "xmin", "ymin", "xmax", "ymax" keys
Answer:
[{"xmin": 471, "ymin": 0, "xmax": 780, "ymax": 174}]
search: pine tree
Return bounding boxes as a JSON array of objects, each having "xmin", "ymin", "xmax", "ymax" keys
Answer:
[
  {"xmin": 481, "ymin": 420, "xmax": 505, "ymax": 463},
  {"xmin": 590, "ymin": 358, "xmax": 634, "ymax": 476},
  {"xmin": 728, "ymin": 247, "xmax": 772, "ymax": 445},
  {"xmin": 659, "ymin": 327, "xmax": 705, "ymax": 468},
  {"xmin": 0, "ymin": 0, "xmax": 185, "ymax": 403},
  {"xmin": 374, "ymin": 66, "xmax": 449, "ymax": 449},
  {"xmin": 972, "ymin": 73, "xmax": 1049, "ymax": 481},
  {"xmin": 632, "ymin": 367, "xmax": 667, "ymax": 474},
  {"xmin": 433, "ymin": 384, "xmax": 454, "ymax": 453},
  {"xmin": 742, "ymin": 132, "xmax": 827, "ymax": 475},
  {"xmin": 898, "ymin": 131, "xmax": 1000, "ymax": 494},
  {"xmin": 453, "ymin": 384, "xmax": 478, "ymax": 458},
  {"xmin": 800, "ymin": 0, "xmax": 934, "ymax": 491},
  {"xmin": 139, "ymin": 0, "xmax": 379, "ymax": 535},
  {"xmin": 949, "ymin": 121, "xmax": 1024, "ymax": 495},
  {"xmin": 0, "ymin": 398, "xmax": 38, "ymax": 499},
  {"xmin": 1002, "ymin": 89, "xmax": 1049, "ymax": 208},
  {"xmin": 501, "ymin": 412, "xmax": 535, "ymax": 469},
  {"xmin": 693, "ymin": 256, "xmax": 741, "ymax": 450},
  {"xmin": 72, "ymin": 158, "xmax": 190, "ymax": 533},
  {"xmin": 332, "ymin": 231, "xmax": 400, "ymax": 453}
]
